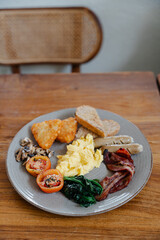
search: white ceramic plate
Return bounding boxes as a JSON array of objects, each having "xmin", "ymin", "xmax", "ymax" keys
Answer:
[{"xmin": 6, "ymin": 108, "xmax": 152, "ymax": 216}]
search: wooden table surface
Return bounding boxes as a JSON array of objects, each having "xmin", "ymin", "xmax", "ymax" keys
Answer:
[{"xmin": 0, "ymin": 72, "xmax": 160, "ymax": 240}]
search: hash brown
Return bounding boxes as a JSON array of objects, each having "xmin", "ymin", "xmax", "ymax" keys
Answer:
[
  {"xmin": 31, "ymin": 119, "xmax": 62, "ymax": 149},
  {"xmin": 56, "ymin": 117, "xmax": 78, "ymax": 143}
]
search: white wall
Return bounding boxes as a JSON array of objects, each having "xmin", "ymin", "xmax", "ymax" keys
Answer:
[{"xmin": 0, "ymin": 0, "xmax": 160, "ymax": 74}]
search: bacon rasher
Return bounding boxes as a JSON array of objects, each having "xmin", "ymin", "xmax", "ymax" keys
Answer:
[{"xmin": 96, "ymin": 148, "xmax": 135, "ymax": 201}]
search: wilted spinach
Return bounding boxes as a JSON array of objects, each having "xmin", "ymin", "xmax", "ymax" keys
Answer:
[{"xmin": 61, "ymin": 175, "xmax": 103, "ymax": 207}]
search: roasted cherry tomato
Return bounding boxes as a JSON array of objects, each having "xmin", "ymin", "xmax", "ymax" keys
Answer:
[
  {"xmin": 26, "ymin": 155, "xmax": 51, "ymax": 177},
  {"xmin": 36, "ymin": 169, "xmax": 64, "ymax": 193}
]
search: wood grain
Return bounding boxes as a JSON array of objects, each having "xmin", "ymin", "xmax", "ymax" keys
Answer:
[{"xmin": 0, "ymin": 72, "xmax": 160, "ymax": 240}]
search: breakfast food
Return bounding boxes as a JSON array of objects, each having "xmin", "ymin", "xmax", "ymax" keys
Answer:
[
  {"xmin": 103, "ymin": 119, "xmax": 120, "ymax": 136},
  {"xmin": 15, "ymin": 137, "xmax": 53, "ymax": 164},
  {"xmin": 75, "ymin": 126, "xmax": 98, "ymax": 139},
  {"xmin": 36, "ymin": 169, "xmax": 64, "ymax": 193},
  {"xmin": 62, "ymin": 175, "xmax": 103, "ymax": 207},
  {"xmin": 75, "ymin": 105, "xmax": 105, "ymax": 137},
  {"xmin": 76, "ymin": 119, "xmax": 120, "ymax": 138},
  {"xmin": 56, "ymin": 134, "xmax": 103, "ymax": 176},
  {"xmin": 94, "ymin": 135, "xmax": 134, "ymax": 148},
  {"xmin": 76, "ymin": 119, "xmax": 120, "ymax": 139},
  {"xmin": 25, "ymin": 155, "xmax": 51, "ymax": 177},
  {"xmin": 101, "ymin": 143, "xmax": 143, "ymax": 155},
  {"xmin": 96, "ymin": 148, "xmax": 135, "ymax": 201},
  {"xmin": 56, "ymin": 117, "xmax": 78, "ymax": 143},
  {"xmin": 15, "ymin": 105, "xmax": 144, "ymax": 208},
  {"xmin": 31, "ymin": 119, "xmax": 62, "ymax": 149}
]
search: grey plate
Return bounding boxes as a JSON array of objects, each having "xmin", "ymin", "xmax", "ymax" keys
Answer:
[{"xmin": 6, "ymin": 108, "xmax": 152, "ymax": 216}]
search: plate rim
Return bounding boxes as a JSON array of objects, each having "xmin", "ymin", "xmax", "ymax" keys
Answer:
[{"xmin": 6, "ymin": 107, "xmax": 153, "ymax": 216}]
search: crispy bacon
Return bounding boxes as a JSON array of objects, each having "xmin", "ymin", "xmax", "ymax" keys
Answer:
[{"xmin": 96, "ymin": 148, "xmax": 135, "ymax": 201}]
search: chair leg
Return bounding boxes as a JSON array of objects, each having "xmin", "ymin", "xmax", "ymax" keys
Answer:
[
  {"xmin": 72, "ymin": 64, "xmax": 80, "ymax": 73},
  {"xmin": 156, "ymin": 76, "xmax": 160, "ymax": 94},
  {"xmin": 11, "ymin": 65, "xmax": 20, "ymax": 74}
]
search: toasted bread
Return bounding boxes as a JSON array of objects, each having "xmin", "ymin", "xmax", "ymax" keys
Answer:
[
  {"xmin": 75, "ymin": 105, "xmax": 105, "ymax": 137},
  {"xmin": 31, "ymin": 119, "xmax": 62, "ymax": 149},
  {"xmin": 75, "ymin": 126, "xmax": 98, "ymax": 139},
  {"xmin": 76, "ymin": 119, "xmax": 120, "ymax": 139},
  {"xmin": 56, "ymin": 117, "xmax": 78, "ymax": 143},
  {"xmin": 103, "ymin": 119, "xmax": 120, "ymax": 136}
]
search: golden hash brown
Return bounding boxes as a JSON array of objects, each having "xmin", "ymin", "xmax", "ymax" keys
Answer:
[
  {"xmin": 56, "ymin": 117, "xmax": 78, "ymax": 143},
  {"xmin": 31, "ymin": 119, "xmax": 62, "ymax": 149}
]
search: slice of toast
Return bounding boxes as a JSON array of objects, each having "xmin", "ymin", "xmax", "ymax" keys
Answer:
[
  {"xmin": 31, "ymin": 119, "xmax": 62, "ymax": 149},
  {"xmin": 75, "ymin": 126, "xmax": 98, "ymax": 139},
  {"xmin": 103, "ymin": 119, "xmax": 120, "ymax": 137},
  {"xmin": 76, "ymin": 119, "xmax": 120, "ymax": 139},
  {"xmin": 75, "ymin": 105, "xmax": 105, "ymax": 137}
]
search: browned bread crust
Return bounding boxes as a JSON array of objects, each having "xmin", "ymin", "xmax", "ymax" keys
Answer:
[
  {"xmin": 75, "ymin": 105, "xmax": 105, "ymax": 137},
  {"xmin": 76, "ymin": 119, "xmax": 120, "ymax": 139},
  {"xmin": 103, "ymin": 119, "xmax": 120, "ymax": 136}
]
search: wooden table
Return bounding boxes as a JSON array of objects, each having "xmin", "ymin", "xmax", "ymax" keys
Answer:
[{"xmin": 0, "ymin": 72, "xmax": 160, "ymax": 240}]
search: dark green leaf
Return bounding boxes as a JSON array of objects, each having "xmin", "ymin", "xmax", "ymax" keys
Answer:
[{"xmin": 61, "ymin": 175, "xmax": 102, "ymax": 208}]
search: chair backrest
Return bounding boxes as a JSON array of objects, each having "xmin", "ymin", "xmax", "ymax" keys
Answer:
[{"xmin": 0, "ymin": 7, "xmax": 102, "ymax": 73}]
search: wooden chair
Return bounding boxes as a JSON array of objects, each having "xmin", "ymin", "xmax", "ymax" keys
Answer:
[{"xmin": 0, "ymin": 7, "xmax": 102, "ymax": 73}]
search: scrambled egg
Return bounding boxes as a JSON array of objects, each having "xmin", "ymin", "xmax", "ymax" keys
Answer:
[{"xmin": 56, "ymin": 134, "xmax": 103, "ymax": 176}]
